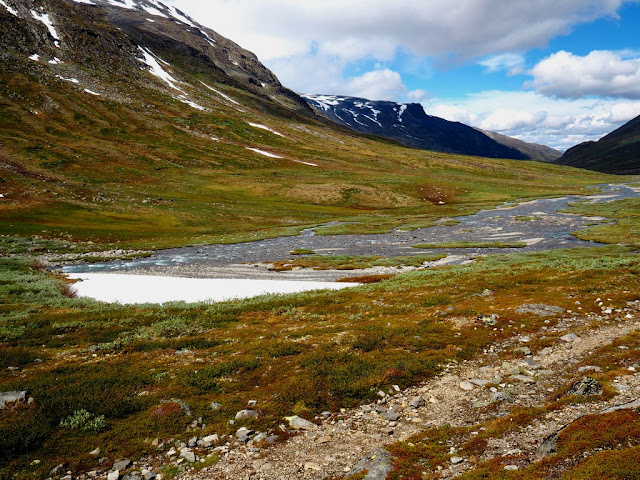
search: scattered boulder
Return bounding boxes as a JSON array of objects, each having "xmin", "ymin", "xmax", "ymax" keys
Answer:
[
  {"xmin": 107, "ymin": 471, "xmax": 120, "ymax": 480},
  {"xmin": 567, "ymin": 377, "xmax": 602, "ymax": 396},
  {"xmin": 459, "ymin": 381, "xmax": 475, "ymax": 391},
  {"xmin": 490, "ymin": 392, "xmax": 511, "ymax": 403},
  {"xmin": 409, "ymin": 396, "xmax": 426, "ymax": 409},
  {"xmin": 450, "ymin": 456, "xmax": 465, "ymax": 464},
  {"xmin": 202, "ymin": 434, "xmax": 219, "ymax": 447},
  {"xmin": 235, "ymin": 409, "xmax": 259, "ymax": 421},
  {"xmin": 235, "ymin": 427, "xmax": 254, "ymax": 443},
  {"xmin": 0, "ymin": 391, "xmax": 27, "ymax": 409},
  {"xmin": 381, "ymin": 410, "xmax": 401, "ymax": 422},
  {"xmin": 179, "ymin": 448, "xmax": 196, "ymax": 463},
  {"xmin": 112, "ymin": 460, "xmax": 131, "ymax": 472},
  {"xmin": 210, "ymin": 402, "xmax": 221, "ymax": 410},
  {"xmin": 560, "ymin": 333, "xmax": 578, "ymax": 343},
  {"xmin": 284, "ymin": 415, "xmax": 317, "ymax": 430},
  {"xmin": 516, "ymin": 304, "xmax": 564, "ymax": 316},
  {"xmin": 478, "ymin": 314, "xmax": 498, "ymax": 326},
  {"xmin": 347, "ymin": 448, "xmax": 392, "ymax": 480}
]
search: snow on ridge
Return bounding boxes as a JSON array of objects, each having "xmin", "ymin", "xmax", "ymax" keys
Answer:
[
  {"xmin": 199, "ymin": 81, "xmax": 240, "ymax": 105},
  {"xmin": 302, "ymin": 94, "xmax": 342, "ymax": 112},
  {"xmin": 175, "ymin": 95, "xmax": 205, "ymax": 110},
  {"xmin": 71, "ymin": 0, "xmax": 94, "ymax": 4},
  {"xmin": 293, "ymin": 159, "xmax": 318, "ymax": 167},
  {"xmin": 31, "ymin": 10, "xmax": 60, "ymax": 48},
  {"xmin": 0, "ymin": 0, "xmax": 18, "ymax": 16},
  {"xmin": 48, "ymin": 57, "xmax": 62, "ymax": 65},
  {"xmin": 56, "ymin": 75, "xmax": 80, "ymax": 84},
  {"xmin": 248, "ymin": 122, "xmax": 284, "ymax": 137},
  {"xmin": 140, "ymin": 4, "xmax": 167, "ymax": 18},
  {"xmin": 104, "ymin": 0, "xmax": 135, "ymax": 9},
  {"xmin": 84, "ymin": 89, "xmax": 100, "ymax": 95},
  {"xmin": 168, "ymin": 5, "xmax": 197, "ymax": 27},
  {"xmin": 398, "ymin": 104, "xmax": 407, "ymax": 122},
  {"xmin": 245, "ymin": 147, "xmax": 282, "ymax": 159},
  {"xmin": 139, "ymin": 47, "xmax": 184, "ymax": 92}
]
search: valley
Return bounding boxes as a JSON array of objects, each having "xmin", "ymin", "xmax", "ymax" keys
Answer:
[{"xmin": 1, "ymin": 1, "xmax": 639, "ymax": 480}]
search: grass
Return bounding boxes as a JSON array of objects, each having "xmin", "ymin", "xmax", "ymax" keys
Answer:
[
  {"xmin": 411, "ymin": 241, "xmax": 528, "ymax": 249},
  {"xmin": 564, "ymin": 196, "xmax": 640, "ymax": 245},
  {"xmin": 1, "ymin": 246, "xmax": 640, "ymax": 477}
]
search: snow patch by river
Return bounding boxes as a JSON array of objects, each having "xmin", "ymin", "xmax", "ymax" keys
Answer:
[{"xmin": 67, "ymin": 273, "xmax": 359, "ymax": 304}]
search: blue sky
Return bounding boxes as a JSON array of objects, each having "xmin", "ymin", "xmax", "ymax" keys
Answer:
[{"xmin": 169, "ymin": 0, "xmax": 640, "ymax": 150}]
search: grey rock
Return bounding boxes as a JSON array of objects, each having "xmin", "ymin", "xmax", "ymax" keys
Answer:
[
  {"xmin": 143, "ymin": 472, "xmax": 156, "ymax": 480},
  {"xmin": 381, "ymin": 410, "xmax": 401, "ymax": 422},
  {"xmin": 538, "ymin": 432, "xmax": 559, "ymax": 455},
  {"xmin": 112, "ymin": 460, "xmax": 131, "ymax": 472},
  {"xmin": 236, "ymin": 427, "xmax": 254, "ymax": 443},
  {"xmin": 525, "ymin": 358, "xmax": 541, "ymax": 369},
  {"xmin": 514, "ymin": 346, "xmax": 531, "ymax": 355},
  {"xmin": 469, "ymin": 378, "xmax": 492, "ymax": 387},
  {"xmin": 253, "ymin": 432, "xmax": 267, "ymax": 443},
  {"xmin": 265, "ymin": 435, "xmax": 280, "ymax": 444},
  {"xmin": 408, "ymin": 396, "xmax": 426, "ymax": 409},
  {"xmin": 578, "ymin": 365, "xmax": 602, "ymax": 373},
  {"xmin": 450, "ymin": 456, "xmax": 465, "ymax": 464},
  {"xmin": 348, "ymin": 448, "xmax": 392, "ymax": 480},
  {"xmin": 504, "ymin": 465, "xmax": 519, "ymax": 470},
  {"xmin": 511, "ymin": 374, "xmax": 536, "ymax": 384},
  {"xmin": 210, "ymin": 402, "xmax": 221, "ymax": 410},
  {"xmin": 179, "ymin": 449, "xmax": 196, "ymax": 463},
  {"xmin": 107, "ymin": 471, "xmax": 120, "ymax": 480},
  {"xmin": 459, "ymin": 381, "xmax": 475, "ymax": 391},
  {"xmin": 187, "ymin": 436, "xmax": 198, "ymax": 448},
  {"xmin": 202, "ymin": 434, "xmax": 219, "ymax": 447},
  {"xmin": 284, "ymin": 415, "xmax": 317, "ymax": 430},
  {"xmin": 567, "ymin": 377, "xmax": 602, "ymax": 396},
  {"xmin": 0, "ymin": 391, "xmax": 27, "ymax": 408},
  {"xmin": 561, "ymin": 333, "xmax": 578, "ymax": 342},
  {"xmin": 235, "ymin": 409, "xmax": 259, "ymax": 421},
  {"xmin": 247, "ymin": 400, "xmax": 257, "ymax": 407},
  {"xmin": 490, "ymin": 391, "xmax": 511, "ymax": 403},
  {"xmin": 516, "ymin": 304, "xmax": 564, "ymax": 316},
  {"xmin": 122, "ymin": 472, "xmax": 141, "ymax": 480}
]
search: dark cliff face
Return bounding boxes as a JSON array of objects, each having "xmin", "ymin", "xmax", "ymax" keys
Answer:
[
  {"xmin": 302, "ymin": 94, "xmax": 531, "ymax": 160},
  {"xmin": 553, "ymin": 115, "xmax": 640, "ymax": 175}
]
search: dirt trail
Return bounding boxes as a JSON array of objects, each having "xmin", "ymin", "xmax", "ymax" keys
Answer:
[{"xmin": 182, "ymin": 301, "xmax": 640, "ymax": 479}]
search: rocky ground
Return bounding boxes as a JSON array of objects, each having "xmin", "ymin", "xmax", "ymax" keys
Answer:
[{"xmin": 74, "ymin": 297, "xmax": 639, "ymax": 480}]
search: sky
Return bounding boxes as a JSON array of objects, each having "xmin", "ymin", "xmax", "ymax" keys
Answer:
[{"xmin": 167, "ymin": 0, "xmax": 640, "ymax": 150}]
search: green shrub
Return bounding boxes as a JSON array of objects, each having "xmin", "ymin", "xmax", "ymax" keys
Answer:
[{"xmin": 60, "ymin": 409, "xmax": 106, "ymax": 432}]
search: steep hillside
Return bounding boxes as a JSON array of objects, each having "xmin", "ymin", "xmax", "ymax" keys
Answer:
[
  {"xmin": 479, "ymin": 129, "xmax": 562, "ymax": 162},
  {"xmin": 553, "ymin": 115, "xmax": 640, "ymax": 174},
  {"xmin": 0, "ymin": 0, "xmax": 613, "ymax": 250},
  {"xmin": 302, "ymin": 94, "xmax": 548, "ymax": 160}
]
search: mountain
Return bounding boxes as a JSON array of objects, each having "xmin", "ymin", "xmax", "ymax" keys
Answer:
[
  {"xmin": 302, "ymin": 94, "xmax": 557, "ymax": 161},
  {"xmin": 553, "ymin": 115, "xmax": 640, "ymax": 174},
  {"xmin": 478, "ymin": 129, "xmax": 562, "ymax": 162}
]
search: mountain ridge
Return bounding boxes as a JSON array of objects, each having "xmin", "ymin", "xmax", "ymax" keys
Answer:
[
  {"xmin": 302, "ymin": 94, "xmax": 560, "ymax": 161},
  {"xmin": 553, "ymin": 114, "xmax": 640, "ymax": 174}
]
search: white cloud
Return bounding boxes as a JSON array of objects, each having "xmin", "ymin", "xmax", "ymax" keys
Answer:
[
  {"xmin": 478, "ymin": 53, "xmax": 525, "ymax": 73},
  {"xmin": 530, "ymin": 50, "xmax": 640, "ymax": 98},
  {"xmin": 341, "ymin": 69, "xmax": 407, "ymax": 101},
  {"xmin": 168, "ymin": 0, "xmax": 633, "ymax": 97},
  {"xmin": 428, "ymin": 91, "xmax": 640, "ymax": 149}
]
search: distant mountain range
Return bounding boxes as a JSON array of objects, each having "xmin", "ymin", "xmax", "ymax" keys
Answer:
[
  {"xmin": 302, "ymin": 94, "xmax": 561, "ymax": 162},
  {"xmin": 553, "ymin": 115, "xmax": 640, "ymax": 175}
]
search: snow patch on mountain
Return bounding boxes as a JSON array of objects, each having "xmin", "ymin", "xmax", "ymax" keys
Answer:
[
  {"xmin": 0, "ymin": 0, "xmax": 18, "ymax": 16},
  {"xmin": 246, "ymin": 148, "xmax": 282, "ymax": 159},
  {"xmin": 84, "ymin": 89, "xmax": 101, "ymax": 96},
  {"xmin": 56, "ymin": 75, "xmax": 80, "ymax": 84},
  {"xmin": 139, "ymin": 47, "xmax": 183, "ymax": 92},
  {"xmin": 398, "ymin": 104, "xmax": 407, "ymax": 122},
  {"xmin": 31, "ymin": 10, "xmax": 60, "ymax": 47},
  {"xmin": 29, "ymin": 54, "xmax": 40, "ymax": 61},
  {"xmin": 249, "ymin": 122, "xmax": 284, "ymax": 137},
  {"xmin": 200, "ymin": 82, "xmax": 240, "ymax": 105},
  {"xmin": 302, "ymin": 94, "xmax": 343, "ymax": 112},
  {"xmin": 71, "ymin": 0, "xmax": 95, "ymax": 4},
  {"xmin": 176, "ymin": 95, "xmax": 205, "ymax": 110}
]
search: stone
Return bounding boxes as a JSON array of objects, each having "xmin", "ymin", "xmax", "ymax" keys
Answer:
[
  {"xmin": 265, "ymin": 435, "xmax": 280, "ymax": 444},
  {"xmin": 202, "ymin": 434, "xmax": 219, "ymax": 447},
  {"xmin": 538, "ymin": 432, "xmax": 559, "ymax": 455},
  {"xmin": 408, "ymin": 396, "xmax": 426, "ymax": 409},
  {"xmin": 450, "ymin": 456, "xmax": 465, "ymax": 464},
  {"xmin": 112, "ymin": 460, "xmax": 131, "ymax": 472},
  {"xmin": 578, "ymin": 365, "xmax": 602, "ymax": 373},
  {"xmin": 516, "ymin": 304, "xmax": 564, "ymax": 316},
  {"xmin": 235, "ymin": 409, "xmax": 259, "ymax": 421},
  {"xmin": 567, "ymin": 377, "xmax": 602, "ymax": 396},
  {"xmin": 235, "ymin": 427, "xmax": 254, "ymax": 443},
  {"xmin": 561, "ymin": 333, "xmax": 578, "ymax": 342},
  {"xmin": 209, "ymin": 402, "xmax": 221, "ymax": 410},
  {"xmin": 247, "ymin": 400, "xmax": 257, "ymax": 407},
  {"xmin": 316, "ymin": 435, "xmax": 331, "ymax": 444},
  {"xmin": 514, "ymin": 346, "xmax": 531, "ymax": 355},
  {"xmin": 490, "ymin": 392, "xmax": 511, "ymax": 403},
  {"xmin": 284, "ymin": 415, "xmax": 317, "ymax": 430},
  {"xmin": 187, "ymin": 436, "xmax": 198, "ymax": 448},
  {"xmin": 469, "ymin": 378, "xmax": 492, "ymax": 387},
  {"xmin": 108, "ymin": 471, "xmax": 120, "ymax": 480},
  {"xmin": 459, "ymin": 381, "xmax": 475, "ymax": 391},
  {"xmin": 304, "ymin": 462, "xmax": 321, "ymax": 471},
  {"xmin": 478, "ymin": 314, "xmax": 498, "ymax": 326},
  {"xmin": 504, "ymin": 465, "xmax": 519, "ymax": 470},
  {"xmin": 348, "ymin": 448, "xmax": 392, "ymax": 480},
  {"xmin": 381, "ymin": 410, "xmax": 401, "ymax": 422},
  {"xmin": 90, "ymin": 447, "xmax": 101, "ymax": 456},
  {"xmin": 511, "ymin": 374, "xmax": 536, "ymax": 384},
  {"xmin": 122, "ymin": 472, "xmax": 141, "ymax": 480},
  {"xmin": 179, "ymin": 449, "xmax": 196, "ymax": 463},
  {"xmin": 0, "ymin": 391, "xmax": 27, "ymax": 409}
]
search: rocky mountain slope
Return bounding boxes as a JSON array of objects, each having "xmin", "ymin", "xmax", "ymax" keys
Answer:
[
  {"xmin": 553, "ymin": 114, "xmax": 640, "ymax": 174},
  {"xmin": 479, "ymin": 129, "xmax": 562, "ymax": 162},
  {"xmin": 302, "ymin": 94, "xmax": 558, "ymax": 161}
]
